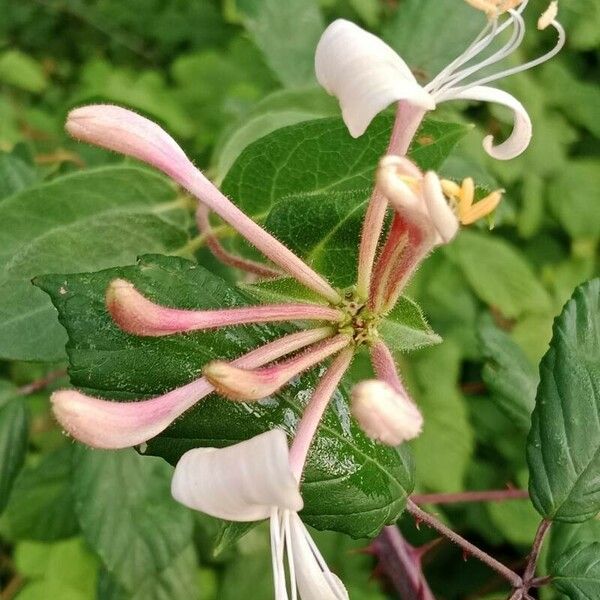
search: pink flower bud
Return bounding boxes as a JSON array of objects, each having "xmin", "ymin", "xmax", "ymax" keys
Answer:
[
  {"xmin": 66, "ymin": 104, "xmax": 192, "ymax": 178},
  {"xmin": 351, "ymin": 380, "xmax": 423, "ymax": 445}
]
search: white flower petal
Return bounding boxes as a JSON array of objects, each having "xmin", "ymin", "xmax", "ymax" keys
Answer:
[
  {"xmin": 171, "ymin": 430, "xmax": 303, "ymax": 521},
  {"xmin": 315, "ymin": 19, "xmax": 435, "ymax": 137},
  {"xmin": 423, "ymin": 171, "xmax": 460, "ymax": 244},
  {"xmin": 287, "ymin": 512, "xmax": 349, "ymax": 600},
  {"xmin": 437, "ymin": 85, "xmax": 532, "ymax": 159}
]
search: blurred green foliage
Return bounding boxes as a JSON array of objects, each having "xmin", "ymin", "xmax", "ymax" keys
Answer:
[{"xmin": 0, "ymin": 0, "xmax": 598, "ymax": 599}]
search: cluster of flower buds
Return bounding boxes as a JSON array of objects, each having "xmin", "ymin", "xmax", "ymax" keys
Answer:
[{"xmin": 53, "ymin": 2, "xmax": 563, "ymax": 597}]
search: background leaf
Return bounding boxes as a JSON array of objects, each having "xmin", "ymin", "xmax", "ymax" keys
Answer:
[
  {"xmin": 0, "ymin": 166, "xmax": 192, "ymax": 361},
  {"xmin": 527, "ymin": 279, "xmax": 600, "ymax": 522}
]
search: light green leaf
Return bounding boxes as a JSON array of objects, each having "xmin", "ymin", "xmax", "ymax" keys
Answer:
[
  {"xmin": 0, "ymin": 50, "xmax": 47, "ymax": 93},
  {"xmin": 410, "ymin": 342, "xmax": 474, "ymax": 491},
  {"xmin": 547, "ymin": 520, "xmax": 600, "ymax": 571},
  {"xmin": 383, "ymin": 0, "xmax": 485, "ymax": 79},
  {"xmin": 37, "ymin": 254, "xmax": 414, "ymax": 539},
  {"xmin": 552, "ymin": 542, "xmax": 600, "ymax": 599},
  {"xmin": 236, "ymin": 0, "xmax": 324, "ymax": 87},
  {"xmin": 0, "ymin": 383, "xmax": 28, "ymax": 512},
  {"xmin": 379, "ymin": 297, "xmax": 442, "ymax": 356},
  {"xmin": 0, "ymin": 153, "xmax": 39, "ymax": 200},
  {"xmin": 527, "ymin": 279, "xmax": 600, "ymax": 522},
  {"xmin": 96, "ymin": 545, "xmax": 198, "ymax": 600},
  {"xmin": 449, "ymin": 230, "xmax": 553, "ymax": 319},
  {"xmin": 548, "ymin": 160, "xmax": 600, "ymax": 240},
  {"xmin": 73, "ymin": 447, "xmax": 194, "ymax": 595},
  {"xmin": 0, "ymin": 166, "xmax": 191, "ymax": 361},
  {"xmin": 3, "ymin": 445, "xmax": 78, "ymax": 541},
  {"xmin": 479, "ymin": 317, "xmax": 538, "ymax": 431}
]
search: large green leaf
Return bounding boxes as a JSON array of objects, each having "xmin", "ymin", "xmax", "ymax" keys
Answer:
[
  {"xmin": 221, "ymin": 115, "xmax": 470, "ymax": 284},
  {"xmin": 527, "ymin": 279, "xmax": 600, "ymax": 522},
  {"xmin": 2, "ymin": 445, "xmax": 78, "ymax": 541},
  {"xmin": 73, "ymin": 447, "xmax": 194, "ymax": 596},
  {"xmin": 547, "ymin": 520, "xmax": 600, "ymax": 570},
  {"xmin": 0, "ymin": 382, "xmax": 28, "ymax": 512},
  {"xmin": 0, "ymin": 152, "xmax": 39, "ymax": 200},
  {"xmin": 552, "ymin": 542, "xmax": 600, "ymax": 599},
  {"xmin": 37, "ymin": 254, "xmax": 414, "ymax": 538},
  {"xmin": 0, "ymin": 166, "xmax": 192, "ymax": 361}
]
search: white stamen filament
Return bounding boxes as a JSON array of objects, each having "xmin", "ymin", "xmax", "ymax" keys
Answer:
[{"xmin": 425, "ymin": 0, "xmax": 565, "ymax": 102}]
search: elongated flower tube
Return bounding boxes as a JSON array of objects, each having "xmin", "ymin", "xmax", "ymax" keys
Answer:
[
  {"xmin": 50, "ymin": 327, "xmax": 333, "ymax": 449},
  {"xmin": 316, "ymin": 2, "xmax": 565, "ymax": 159},
  {"xmin": 106, "ymin": 279, "xmax": 344, "ymax": 337},
  {"xmin": 66, "ymin": 105, "xmax": 341, "ymax": 304},
  {"xmin": 351, "ymin": 379, "xmax": 423, "ymax": 446},
  {"xmin": 204, "ymin": 334, "xmax": 352, "ymax": 401},
  {"xmin": 171, "ymin": 429, "xmax": 348, "ymax": 599}
]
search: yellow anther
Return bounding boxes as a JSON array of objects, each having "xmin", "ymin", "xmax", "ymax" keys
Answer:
[
  {"xmin": 465, "ymin": 0, "xmax": 522, "ymax": 17},
  {"xmin": 441, "ymin": 178, "xmax": 503, "ymax": 226}
]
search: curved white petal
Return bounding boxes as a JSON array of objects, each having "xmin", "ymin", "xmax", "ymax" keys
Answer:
[
  {"xmin": 288, "ymin": 512, "xmax": 349, "ymax": 600},
  {"xmin": 436, "ymin": 85, "xmax": 532, "ymax": 159},
  {"xmin": 376, "ymin": 156, "xmax": 422, "ymax": 213},
  {"xmin": 315, "ymin": 19, "xmax": 435, "ymax": 137},
  {"xmin": 423, "ymin": 171, "xmax": 459, "ymax": 244},
  {"xmin": 171, "ymin": 430, "xmax": 303, "ymax": 521}
]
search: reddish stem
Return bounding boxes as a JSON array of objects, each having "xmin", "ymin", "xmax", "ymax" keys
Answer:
[
  {"xmin": 17, "ymin": 369, "xmax": 67, "ymax": 396},
  {"xmin": 195, "ymin": 205, "xmax": 282, "ymax": 278},
  {"xmin": 522, "ymin": 520, "xmax": 551, "ymax": 584},
  {"xmin": 411, "ymin": 489, "xmax": 529, "ymax": 505},
  {"xmin": 406, "ymin": 500, "xmax": 523, "ymax": 588},
  {"xmin": 373, "ymin": 526, "xmax": 436, "ymax": 600}
]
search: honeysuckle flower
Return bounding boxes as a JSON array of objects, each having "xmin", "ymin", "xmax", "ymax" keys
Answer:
[
  {"xmin": 315, "ymin": 2, "xmax": 565, "ymax": 159},
  {"xmin": 351, "ymin": 379, "xmax": 423, "ymax": 446},
  {"xmin": 172, "ymin": 429, "xmax": 349, "ymax": 599},
  {"xmin": 370, "ymin": 155, "xmax": 503, "ymax": 313}
]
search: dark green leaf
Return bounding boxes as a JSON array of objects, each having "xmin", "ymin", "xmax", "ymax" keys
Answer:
[
  {"xmin": 37, "ymin": 254, "xmax": 414, "ymax": 538},
  {"xmin": 221, "ymin": 116, "xmax": 469, "ymax": 284},
  {"xmin": 0, "ymin": 166, "xmax": 192, "ymax": 361},
  {"xmin": 3, "ymin": 445, "xmax": 78, "ymax": 541},
  {"xmin": 479, "ymin": 317, "xmax": 539, "ymax": 431},
  {"xmin": 527, "ymin": 279, "xmax": 600, "ymax": 522},
  {"xmin": 73, "ymin": 446, "xmax": 194, "ymax": 595},
  {"xmin": 547, "ymin": 520, "xmax": 600, "ymax": 570},
  {"xmin": 0, "ymin": 383, "xmax": 28, "ymax": 512},
  {"xmin": 552, "ymin": 542, "xmax": 600, "ymax": 599}
]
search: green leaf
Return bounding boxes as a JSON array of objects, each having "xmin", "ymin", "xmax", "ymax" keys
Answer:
[
  {"xmin": 14, "ymin": 538, "xmax": 98, "ymax": 599},
  {"xmin": 0, "ymin": 152, "xmax": 39, "ymax": 200},
  {"xmin": 383, "ymin": 0, "xmax": 485, "ymax": 79},
  {"xmin": 479, "ymin": 317, "xmax": 539, "ymax": 431},
  {"xmin": 527, "ymin": 279, "xmax": 600, "ymax": 522},
  {"xmin": 552, "ymin": 542, "xmax": 600, "ymax": 599},
  {"xmin": 2, "ymin": 445, "xmax": 78, "ymax": 541},
  {"xmin": 379, "ymin": 297, "xmax": 442, "ymax": 356},
  {"xmin": 37, "ymin": 254, "xmax": 414, "ymax": 538},
  {"xmin": 0, "ymin": 383, "xmax": 28, "ymax": 512},
  {"xmin": 0, "ymin": 50, "xmax": 47, "ymax": 93},
  {"xmin": 0, "ymin": 166, "xmax": 191, "ymax": 361},
  {"xmin": 410, "ymin": 342, "xmax": 474, "ymax": 491},
  {"xmin": 449, "ymin": 230, "xmax": 553, "ymax": 319},
  {"xmin": 221, "ymin": 116, "xmax": 469, "ymax": 284},
  {"xmin": 547, "ymin": 520, "xmax": 600, "ymax": 571},
  {"xmin": 97, "ymin": 545, "xmax": 198, "ymax": 600},
  {"xmin": 236, "ymin": 0, "xmax": 324, "ymax": 88},
  {"xmin": 548, "ymin": 159, "xmax": 600, "ymax": 240},
  {"xmin": 73, "ymin": 447, "xmax": 194, "ymax": 595}
]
